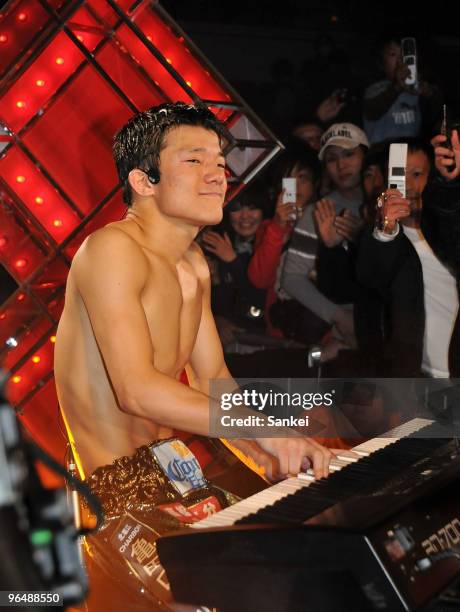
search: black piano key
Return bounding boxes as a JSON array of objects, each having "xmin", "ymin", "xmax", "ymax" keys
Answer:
[{"xmin": 238, "ymin": 425, "xmax": 450, "ymax": 525}]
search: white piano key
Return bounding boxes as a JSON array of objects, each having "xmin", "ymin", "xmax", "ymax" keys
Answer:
[
  {"xmin": 297, "ymin": 472, "xmax": 315, "ymax": 482},
  {"xmin": 335, "ymin": 454, "xmax": 359, "ymax": 463}
]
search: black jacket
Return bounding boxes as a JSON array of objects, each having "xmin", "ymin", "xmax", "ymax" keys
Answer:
[{"xmin": 356, "ymin": 229, "xmax": 425, "ymax": 377}]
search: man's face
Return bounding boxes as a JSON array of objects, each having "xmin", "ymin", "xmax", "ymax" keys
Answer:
[
  {"xmin": 155, "ymin": 125, "xmax": 227, "ymax": 226},
  {"xmin": 290, "ymin": 163, "xmax": 316, "ymax": 210},
  {"xmin": 363, "ymin": 164, "xmax": 385, "ymax": 204},
  {"xmin": 404, "ymin": 149, "xmax": 431, "ymax": 223},
  {"xmin": 293, "ymin": 124, "xmax": 323, "ymax": 152},
  {"xmin": 323, "ymin": 145, "xmax": 364, "ymax": 193},
  {"xmin": 382, "ymin": 41, "xmax": 402, "ymax": 80}
]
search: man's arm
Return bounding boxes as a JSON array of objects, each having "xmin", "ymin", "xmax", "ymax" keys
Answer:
[
  {"xmin": 186, "ymin": 245, "xmax": 333, "ymax": 480},
  {"xmin": 422, "ymin": 130, "xmax": 460, "ymax": 269},
  {"xmin": 281, "ymin": 208, "xmax": 355, "ymax": 342},
  {"xmin": 281, "ymin": 210, "xmax": 339, "ymax": 324},
  {"xmin": 187, "ymin": 244, "xmax": 232, "ymax": 394}
]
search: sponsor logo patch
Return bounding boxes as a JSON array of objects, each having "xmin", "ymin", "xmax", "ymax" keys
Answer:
[{"xmin": 151, "ymin": 439, "xmax": 207, "ymax": 495}]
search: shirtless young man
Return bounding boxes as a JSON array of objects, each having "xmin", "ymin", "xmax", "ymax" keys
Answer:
[
  {"xmin": 55, "ymin": 103, "xmax": 331, "ymax": 612},
  {"xmin": 54, "ymin": 103, "xmax": 332, "ymax": 607}
]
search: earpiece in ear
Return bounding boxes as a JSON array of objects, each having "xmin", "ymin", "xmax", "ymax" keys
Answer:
[{"xmin": 146, "ymin": 169, "xmax": 160, "ymax": 185}]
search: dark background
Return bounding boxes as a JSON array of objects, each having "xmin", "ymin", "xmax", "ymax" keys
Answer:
[{"xmin": 159, "ymin": 0, "xmax": 460, "ymax": 139}]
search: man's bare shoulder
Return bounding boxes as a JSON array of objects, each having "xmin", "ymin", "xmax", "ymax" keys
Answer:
[
  {"xmin": 186, "ymin": 240, "xmax": 211, "ymax": 284},
  {"xmin": 75, "ymin": 223, "xmax": 142, "ymax": 260},
  {"xmin": 71, "ymin": 223, "xmax": 154, "ymax": 285},
  {"xmin": 74, "ymin": 222, "xmax": 165, "ymax": 270}
]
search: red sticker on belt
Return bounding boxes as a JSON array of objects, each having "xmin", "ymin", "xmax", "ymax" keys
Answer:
[{"xmin": 158, "ymin": 495, "xmax": 222, "ymax": 524}]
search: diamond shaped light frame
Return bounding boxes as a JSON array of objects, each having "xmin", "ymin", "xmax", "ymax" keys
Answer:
[{"xmin": 0, "ymin": 0, "xmax": 282, "ymax": 481}]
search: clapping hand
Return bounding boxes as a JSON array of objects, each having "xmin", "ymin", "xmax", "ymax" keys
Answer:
[
  {"xmin": 202, "ymin": 231, "xmax": 236, "ymax": 262},
  {"xmin": 315, "ymin": 200, "xmax": 363, "ymax": 246},
  {"xmin": 314, "ymin": 199, "xmax": 341, "ymax": 247}
]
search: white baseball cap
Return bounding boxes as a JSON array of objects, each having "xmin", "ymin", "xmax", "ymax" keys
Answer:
[{"xmin": 318, "ymin": 123, "xmax": 369, "ymax": 160}]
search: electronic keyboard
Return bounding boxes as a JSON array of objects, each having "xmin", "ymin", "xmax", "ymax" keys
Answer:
[{"xmin": 157, "ymin": 418, "xmax": 460, "ymax": 611}]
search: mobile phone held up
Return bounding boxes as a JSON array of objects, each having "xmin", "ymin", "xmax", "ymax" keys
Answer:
[
  {"xmin": 388, "ymin": 143, "xmax": 408, "ymax": 198},
  {"xmin": 401, "ymin": 37, "xmax": 417, "ymax": 88},
  {"xmin": 441, "ymin": 105, "xmax": 458, "ymax": 171},
  {"xmin": 441, "ymin": 104, "xmax": 453, "ymax": 149},
  {"xmin": 282, "ymin": 177, "xmax": 296, "ymax": 204},
  {"xmin": 282, "ymin": 177, "xmax": 297, "ymax": 220}
]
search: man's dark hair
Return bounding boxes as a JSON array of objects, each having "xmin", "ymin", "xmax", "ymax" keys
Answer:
[
  {"xmin": 392, "ymin": 137, "xmax": 434, "ymax": 166},
  {"xmin": 363, "ymin": 138, "xmax": 433, "ymax": 177},
  {"xmin": 113, "ymin": 102, "xmax": 226, "ymax": 205},
  {"xmin": 362, "ymin": 141, "xmax": 390, "ymax": 179}
]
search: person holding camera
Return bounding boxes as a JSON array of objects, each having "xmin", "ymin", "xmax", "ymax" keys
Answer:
[
  {"xmin": 363, "ymin": 34, "xmax": 442, "ymax": 145},
  {"xmin": 280, "ymin": 123, "xmax": 369, "ymax": 350},
  {"xmin": 247, "ymin": 144, "xmax": 321, "ymax": 340},
  {"xmin": 356, "ymin": 138, "xmax": 458, "ymax": 377}
]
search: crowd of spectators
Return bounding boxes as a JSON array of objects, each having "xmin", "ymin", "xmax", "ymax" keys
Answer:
[{"xmin": 201, "ymin": 33, "xmax": 460, "ymax": 381}]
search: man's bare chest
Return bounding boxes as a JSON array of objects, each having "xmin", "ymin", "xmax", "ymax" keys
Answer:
[{"xmin": 141, "ymin": 261, "xmax": 203, "ymax": 372}]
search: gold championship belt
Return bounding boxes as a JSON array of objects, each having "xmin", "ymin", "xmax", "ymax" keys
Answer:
[{"xmin": 83, "ymin": 438, "xmax": 237, "ymax": 611}]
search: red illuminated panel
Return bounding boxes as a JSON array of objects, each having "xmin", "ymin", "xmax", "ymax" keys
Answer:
[
  {"xmin": 115, "ymin": 24, "xmax": 193, "ymax": 104},
  {"xmin": 2, "ymin": 317, "xmax": 55, "ymax": 371},
  {"xmin": 0, "ymin": 234, "xmax": 46, "ymax": 284},
  {"xmin": 96, "ymin": 42, "xmax": 165, "ymax": 111},
  {"xmin": 0, "ymin": 203, "xmax": 49, "ymax": 278},
  {"xmin": 6, "ymin": 336, "xmax": 54, "ymax": 405},
  {"xmin": 30, "ymin": 257, "xmax": 69, "ymax": 307},
  {"xmin": 134, "ymin": 11, "xmax": 231, "ymax": 103},
  {"xmin": 0, "ymin": 293, "xmax": 46, "ymax": 348},
  {"xmin": 0, "ymin": 0, "xmax": 51, "ymax": 77},
  {"xmin": 23, "ymin": 64, "xmax": 133, "ymax": 214},
  {"xmin": 0, "ymin": 145, "xmax": 81, "ymax": 240},
  {"xmin": 67, "ymin": 6, "xmax": 104, "ymax": 53},
  {"xmin": 18, "ymin": 377, "xmax": 67, "ymax": 488},
  {"xmin": 86, "ymin": 0, "xmax": 133, "ymax": 27},
  {"xmin": 1, "ymin": 31, "xmax": 87, "ymax": 133}
]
